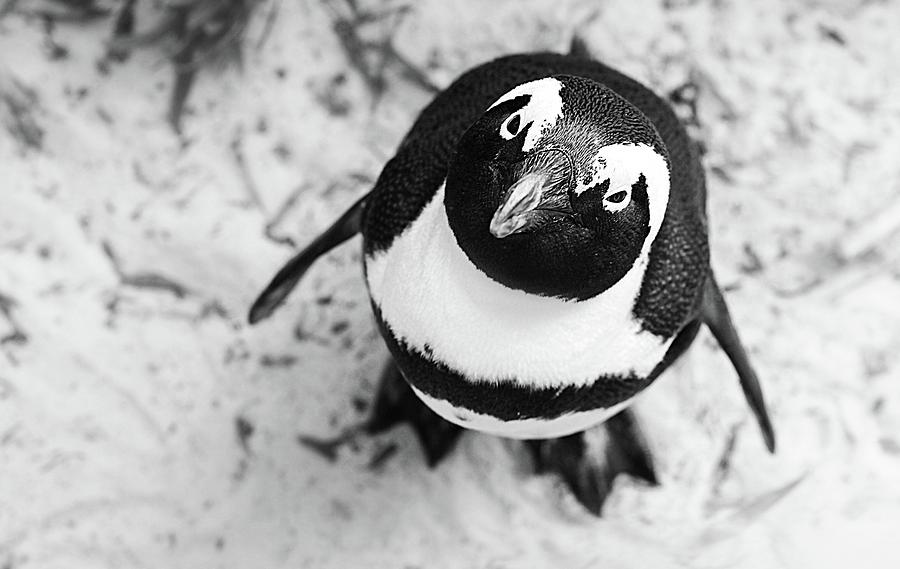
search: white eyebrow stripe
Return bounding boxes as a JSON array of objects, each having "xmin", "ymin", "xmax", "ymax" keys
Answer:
[
  {"xmin": 488, "ymin": 77, "xmax": 564, "ymax": 152},
  {"xmin": 573, "ymin": 143, "xmax": 670, "ymax": 254}
]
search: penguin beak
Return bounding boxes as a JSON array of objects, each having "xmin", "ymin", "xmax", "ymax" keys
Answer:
[{"xmin": 489, "ymin": 172, "xmax": 548, "ymax": 238}]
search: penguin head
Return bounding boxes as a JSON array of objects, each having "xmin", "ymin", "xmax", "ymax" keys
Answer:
[{"xmin": 444, "ymin": 75, "xmax": 671, "ymax": 300}]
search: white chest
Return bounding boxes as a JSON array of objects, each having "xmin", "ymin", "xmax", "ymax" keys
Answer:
[{"xmin": 364, "ymin": 186, "xmax": 674, "ymax": 390}]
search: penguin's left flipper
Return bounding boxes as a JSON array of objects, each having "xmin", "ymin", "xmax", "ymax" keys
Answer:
[
  {"xmin": 248, "ymin": 195, "xmax": 368, "ymax": 324},
  {"xmin": 526, "ymin": 409, "xmax": 657, "ymax": 516},
  {"xmin": 701, "ymin": 273, "xmax": 777, "ymax": 453}
]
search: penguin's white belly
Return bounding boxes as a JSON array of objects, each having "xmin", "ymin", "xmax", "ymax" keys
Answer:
[{"xmin": 365, "ymin": 185, "xmax": 673, "ymax": 434}]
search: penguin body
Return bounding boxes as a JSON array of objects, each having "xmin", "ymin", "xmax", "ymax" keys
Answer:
[
  {"xmin": 363, "ymin": 54, "xmax": 707, "ymax": 439},
  {"xmin": 249, "ymin": 52, "xmax": 775, "ymax": 454}
]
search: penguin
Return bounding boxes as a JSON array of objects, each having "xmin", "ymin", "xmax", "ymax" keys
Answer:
[{"xmin": 248, "ymin": 47, "xmax": 776, "ymax": 515}]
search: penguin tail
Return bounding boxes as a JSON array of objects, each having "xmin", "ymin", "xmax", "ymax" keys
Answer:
[
  {"xmin": 247, "ymin": 194, "xmax": 368, "ymax": 324},
  {"xmin": 568, "ymin": 34, "xmax": 592, "ymax": 59}
]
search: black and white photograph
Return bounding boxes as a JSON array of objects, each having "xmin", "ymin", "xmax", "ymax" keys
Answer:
[{"xmin": 1, "ymin": 0, "xmax": 899, "ymax": 567}]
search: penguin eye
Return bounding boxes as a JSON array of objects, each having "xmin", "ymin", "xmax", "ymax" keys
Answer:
[
  {"xmin": 602, "ymin": 186, "xmax": 632, "ymax": 212},
  {"xmin": 500, "ymin": 113, "xmax": 522, "ymax": 139},
  {"xmin": 606, "ymin": 191, "xmax": 628, "ymax": 203}
]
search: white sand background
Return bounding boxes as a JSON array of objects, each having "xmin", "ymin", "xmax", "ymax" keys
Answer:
[{"xmin": 2, "ymin": 0, "xmax": 900, "ymax": 567}]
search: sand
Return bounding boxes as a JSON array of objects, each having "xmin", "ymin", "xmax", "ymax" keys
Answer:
[{"xmin": 2, "ymin": 0, "xmax": 899, "ymax": 567}]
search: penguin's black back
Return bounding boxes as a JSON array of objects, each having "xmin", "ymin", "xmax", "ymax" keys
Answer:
[{"xmin": 364, "ymin": 53, "xmax": 709, "ymax": 338}]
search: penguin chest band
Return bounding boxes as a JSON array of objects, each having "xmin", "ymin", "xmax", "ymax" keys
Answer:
[{"xmin": 413, "ymin": 386, "xmax": 637, "ymax": 439}]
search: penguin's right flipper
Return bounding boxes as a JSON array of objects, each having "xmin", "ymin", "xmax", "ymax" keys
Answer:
[
  {"xmin": 701, "ymin": 273, "xmax": 777, "ymax": 453},
  {"xmin": 248, "ymin": 194, "xmax": 368, "ymax": 324},
  {"xmin": 526, "ymin": 409, "xmax": 657, "ymax": 516},
  {"xmin": 367, "ymin": 358, "xmax": 464, "ymax": 467}
]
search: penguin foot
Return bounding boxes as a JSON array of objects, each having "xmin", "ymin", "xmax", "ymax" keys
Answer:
[
  {"xmin": 366, "ymin": 358, "xmax": 464, "ymax": 467},
  {"xmin": 298, "ymin": 360, "xmax": 463, "ymax": 467},
  {"xmin": 298, "ymin": 428, "xmax": 359, "ymax": 462},
  {"xmin": 526, "ymin": 409, "xmax": 657, "ymax": 516}
]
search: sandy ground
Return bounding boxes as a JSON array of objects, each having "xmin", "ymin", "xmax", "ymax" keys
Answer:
[{"xmin": 2, "ymin": 0, "xmax": 900, "ymax": 567}]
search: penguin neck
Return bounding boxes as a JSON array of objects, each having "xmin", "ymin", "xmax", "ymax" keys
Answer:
[{"xmin": 364, "ymin": 183, "xmax": 671, "ymax": 388}]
